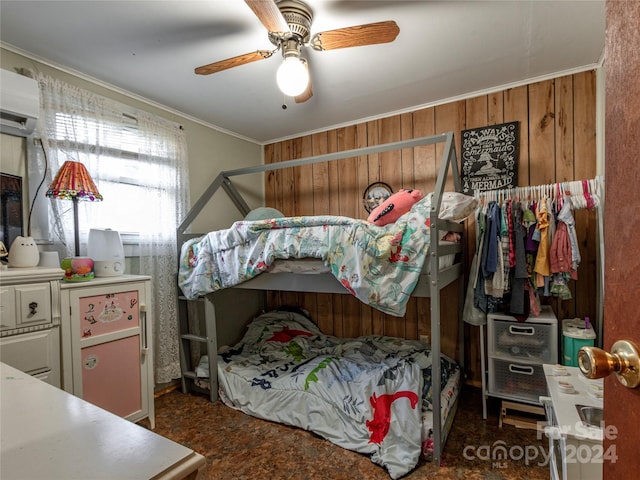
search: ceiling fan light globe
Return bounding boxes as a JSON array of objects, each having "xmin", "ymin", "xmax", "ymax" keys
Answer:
[{"xmin": 276, "ymin": 57, "xmax": 309, "ymax": 97}]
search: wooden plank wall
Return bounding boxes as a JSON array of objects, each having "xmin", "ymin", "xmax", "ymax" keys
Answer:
[{"xmin": 264, "ymin": 70, "xmax": 597, "ymax": 385}]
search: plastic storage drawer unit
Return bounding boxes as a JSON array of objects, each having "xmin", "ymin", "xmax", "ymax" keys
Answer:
[
  {"xmin": 491, "ymin": 320, "xmax": 556, "ymax": 363},
  {"xmin": 490, "ymin": 359, "xmax": 547, "ymax": 404},
  {"xmin": 486, "ymin": 305, "xmax": 558, "ymax": 406}
]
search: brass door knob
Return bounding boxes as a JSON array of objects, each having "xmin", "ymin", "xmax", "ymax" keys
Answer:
[{"xmin": 578, "ymin": 340, "xmax": 640, "ymax": 388}]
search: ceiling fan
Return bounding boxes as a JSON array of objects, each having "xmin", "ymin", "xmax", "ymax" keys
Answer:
[{"xmin": 195, "ymin": 0, "xmax": 400, "ymax": 103}]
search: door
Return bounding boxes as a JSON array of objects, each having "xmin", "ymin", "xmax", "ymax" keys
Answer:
[
  {"xmin": 603, "ymin": 2, "xmax": 640, "ymax": 478},
  {"xmin": 82, "ymin": 336, "xmax": 142, "ymax": 417}
]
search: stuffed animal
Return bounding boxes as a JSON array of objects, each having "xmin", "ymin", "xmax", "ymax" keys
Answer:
[{"xmin": 367, "ymin": 189, "xmax": 424, "ymax": 226}]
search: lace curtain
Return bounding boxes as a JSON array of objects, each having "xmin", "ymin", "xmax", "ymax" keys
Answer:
[{"xmin": 28, "ymin": 73, "xmax": 189, "ymax": 384}]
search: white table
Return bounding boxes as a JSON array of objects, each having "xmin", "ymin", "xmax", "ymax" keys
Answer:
[{"xmin": 0, "ymin": 362, "xmax": 205, "ymax": 480}]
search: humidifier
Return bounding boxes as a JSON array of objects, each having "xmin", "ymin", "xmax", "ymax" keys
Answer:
[{"xmin": 87, "ymin": 228, "xmax": 125, "ymax": 277}]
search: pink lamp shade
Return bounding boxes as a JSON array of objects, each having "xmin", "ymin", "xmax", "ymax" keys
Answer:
[{"xmin": 46, "ymin": 160, "xmax": 103, "ymax": 257}]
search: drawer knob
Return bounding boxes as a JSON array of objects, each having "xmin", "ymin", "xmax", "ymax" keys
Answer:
[
  {"xmin": 28, "ymin": 302, "xmax": 38, "ymax": 315},
  {"xmin": 578, "ymin": 340, "xmax": 640, "ymax": 388}
]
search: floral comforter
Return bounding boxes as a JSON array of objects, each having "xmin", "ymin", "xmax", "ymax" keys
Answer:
[
  {"xmin": 178, "ymin": 196, "xmax": 435, "ymax": 317},
  {"xmin": 217, "ymin": 311, "xmax": 460, "ymax": 479}
]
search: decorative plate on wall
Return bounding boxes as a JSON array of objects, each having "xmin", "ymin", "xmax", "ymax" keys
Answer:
[{"xmin": 363, "ymin": 182, "xmax": 393, "ymax": 213}]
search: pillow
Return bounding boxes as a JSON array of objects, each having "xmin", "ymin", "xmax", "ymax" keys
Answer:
[
  {"xmin": 244, "ymin": 207, "xmax": 285, "ymax": 221},
  {"xmin": 436, "ymin": 192, "xmax": 479, "ymax": 222},
  {"xmin": 367, "ymin": 189, "xmax": 424, "ymax": 226}
]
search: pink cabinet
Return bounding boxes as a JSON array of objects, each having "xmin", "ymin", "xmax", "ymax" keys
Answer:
[{"xmin": 60, "ymin": 275, "xmax": 154, "ymax": 428}]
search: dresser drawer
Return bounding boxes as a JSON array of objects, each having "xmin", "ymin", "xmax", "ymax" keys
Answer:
[
  {"xmin": 0, "ymin": 328, "xmax": 60, "ymax": 382},
  {"xmin": 489, "ymin": 359, "xmax": 548, "ymax": 404},
  {"xmin": 0, "ymin": 282, "xmax": 53, "ymax": 331},
  {"xmin": 15, "ymin": 283, "xmax": 52, "ymax": 327},
  {"xmin": 490, "ymin": 319, "xmax": 556, "ymax": 363}
]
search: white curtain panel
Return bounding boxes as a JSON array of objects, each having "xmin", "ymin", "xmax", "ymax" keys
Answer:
[{"xmin": 29, "ymin": 72, "xmax": 189, "ymax": 384}]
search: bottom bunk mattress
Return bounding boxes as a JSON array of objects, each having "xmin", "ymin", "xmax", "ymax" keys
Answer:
[{"xmin": 217, "ymin": 310, "xmax": 460, "ymax": 479}]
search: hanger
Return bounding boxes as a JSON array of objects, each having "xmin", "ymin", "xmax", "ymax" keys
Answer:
[{"xmin": 478, "ymin": 177, "xmax": 599, "ymax": 212}]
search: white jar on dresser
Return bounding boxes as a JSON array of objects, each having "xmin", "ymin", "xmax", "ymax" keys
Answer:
[
  {"xmin": 59, "ymin": 274, "xmax": 155, "ymax": 428},
  {"xmin": 0, "ymin": 266, "xmax": 64, "ymax": 387}
]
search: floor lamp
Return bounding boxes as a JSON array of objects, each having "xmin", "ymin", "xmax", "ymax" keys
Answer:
[{"xmin": 46, "ymin": 160, "xmax": 103, "ymax": 257}]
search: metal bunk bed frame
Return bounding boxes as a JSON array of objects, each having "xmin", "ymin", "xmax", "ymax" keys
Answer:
[{"xmin": 176, "ymin": 131, "xmax": 465, "ymax": 466}]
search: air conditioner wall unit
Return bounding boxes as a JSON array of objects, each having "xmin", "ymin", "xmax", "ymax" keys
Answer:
[{"xmin": 0, "ymin": 69, "xmax": 39, "ymax": 137}]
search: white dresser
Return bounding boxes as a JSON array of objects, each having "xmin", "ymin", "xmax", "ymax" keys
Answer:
[{"xmin": 0, "ymin": 266, "xmax": 64, "ymax": 387}]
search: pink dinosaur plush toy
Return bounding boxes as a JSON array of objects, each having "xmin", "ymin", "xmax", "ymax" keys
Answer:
[{"xmin": 367, "ymin": 188, "xmax": 424, "ymax": 226}]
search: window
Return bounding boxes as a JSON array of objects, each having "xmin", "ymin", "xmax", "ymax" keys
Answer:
[
  {"xmin": 37, "ymin": 112, "xmax": 180, "ymax": 241},
  {"xmin": 30, "ymin": 103, "xmax": 187, "ymax": 252}
]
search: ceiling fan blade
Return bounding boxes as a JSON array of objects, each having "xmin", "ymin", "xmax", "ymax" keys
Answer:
[
  {"xmin": 195, "ymin": 50, "xmax": 273, "ymax": 75},
  {"xmin": 245, "ymin": 0, "xmax": 290, "ymax": 34},
  {"xmin": 294, "ymin": 64, "xmax": 313, "ymax": 103},
  {"xmin": 310, "ymin": 20, "xmax": 400, "ymax": 51}
]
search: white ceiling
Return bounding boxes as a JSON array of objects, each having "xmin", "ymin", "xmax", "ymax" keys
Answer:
[{"xmin": 0, "ymin": 1, "xmax": 605, "ymax": 144}]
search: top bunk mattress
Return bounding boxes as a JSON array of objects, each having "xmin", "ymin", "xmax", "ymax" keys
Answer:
[{"xmin": 267, "ymin": 240, "xmax": 457, "ymax": 274}]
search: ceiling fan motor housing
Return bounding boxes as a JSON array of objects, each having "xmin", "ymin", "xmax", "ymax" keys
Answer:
[{"xmin": 270, "ymin": 0, "xmax": 313, "ymax": 45}]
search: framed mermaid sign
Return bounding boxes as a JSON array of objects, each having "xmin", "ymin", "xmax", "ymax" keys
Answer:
[{"xmin": 461, "ymin": 121, "xmax": 519, "ymax": 194}]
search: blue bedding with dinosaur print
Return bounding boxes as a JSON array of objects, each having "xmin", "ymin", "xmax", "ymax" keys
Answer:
[{"xmin": 217, "ymin": 310, "xmax": 460, "ymax": 479}]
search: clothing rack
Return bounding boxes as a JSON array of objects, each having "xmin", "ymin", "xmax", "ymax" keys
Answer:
[
  {"xmin": 475, "ymin": 176, "xmax": 603, "ymax": 311},
  {"xmin": 474, "ymin": 176, "xmax": 603, "ymax": 340},
  {"xmin": 472, "ymin": 176, "xmax": 604, "ymax": 420},
  {"xmin": 474, "ymin": 177, "xmax": 603, "ymax": 212}
]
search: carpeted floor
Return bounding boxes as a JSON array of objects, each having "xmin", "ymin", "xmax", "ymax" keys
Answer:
[{"xmin": 144, "ymin": 385, "xmax": 550, "ymax": 480}]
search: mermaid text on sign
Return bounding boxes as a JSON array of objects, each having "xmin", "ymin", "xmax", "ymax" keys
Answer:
[{"xmin": 461, "ymin": 121, "xmax": 519, "ymax": 194}]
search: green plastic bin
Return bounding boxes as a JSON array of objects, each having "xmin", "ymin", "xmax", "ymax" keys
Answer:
[{"xmin": 562, "ymin": 318, "xmax": 596, "ymax": 367}]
